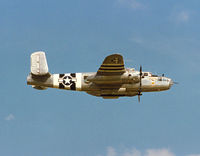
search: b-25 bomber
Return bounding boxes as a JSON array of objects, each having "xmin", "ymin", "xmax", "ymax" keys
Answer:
[{"xmin": 27, "ymin": 52, "xmax": 174, "ymax": 101}]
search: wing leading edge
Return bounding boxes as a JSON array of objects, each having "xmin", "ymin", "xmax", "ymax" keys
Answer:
[{"xmin": 97, "ymin": 54, "xmax": 125, "ymax": 76}]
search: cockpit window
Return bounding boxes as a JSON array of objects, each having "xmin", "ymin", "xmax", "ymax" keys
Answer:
[
  {"xmin": 127, "ymin": 68, "xmax": 135, "ymax": 72},
  {"xmin": 162, "ymin": 78, "xmax": 168, "ymax": 81},
  {"xmin": 144, "ymin": 73, "xmax": 148, "ymax": 76}
]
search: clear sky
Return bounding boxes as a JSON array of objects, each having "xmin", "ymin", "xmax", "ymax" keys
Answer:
[{"xmin": 1, "ymin": 0, "xmax": 200, "ymax": 156}]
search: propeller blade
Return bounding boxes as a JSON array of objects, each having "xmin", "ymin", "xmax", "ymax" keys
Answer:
[
  {"xmin": 138, "ymin": 65, "xmax": 143, "ymax": 103},
  {"xmin": 138, "ymin": 92, "xmax": 143, "ymax": 103},
  {"xmin": 140, "ymin": 65, "xmax": 142, "ymax": 76},
  {"xmin": 139, "ymin": 65, "xmax": 142, "ymax": 87},
  {"xmin": 138, "ymin": 95, "xmax": 140, "ymax": 103}
]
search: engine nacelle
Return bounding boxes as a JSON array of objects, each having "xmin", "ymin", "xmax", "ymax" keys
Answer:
[
  {"xmin": 32, "ymin": 85, "xmax": 47, "ymax": 90},
  {"xmin": 86, "ymin": 72, "xmax": 139, "ymax": 84}
]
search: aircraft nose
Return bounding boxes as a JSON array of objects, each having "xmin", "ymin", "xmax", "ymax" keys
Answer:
[{"xmin": 169, "ymin": 79, "xmax": 174, "ymax": 87}]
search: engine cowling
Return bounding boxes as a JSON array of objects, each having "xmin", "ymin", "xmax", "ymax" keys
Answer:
[
  {"xmin": 32, "ymin": 85, "xmax": 47, "ymax": 90},
  {"xmin": 86, "ymin": 72, "xmax": 139, "ymax": 84}
]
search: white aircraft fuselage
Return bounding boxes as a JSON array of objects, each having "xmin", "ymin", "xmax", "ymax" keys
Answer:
[{"xmin": 27, "ymin": 52, "xmax": 173, "ymax": 99}]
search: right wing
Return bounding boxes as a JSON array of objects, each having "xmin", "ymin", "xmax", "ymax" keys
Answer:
[{"xmin": 97, "ymin": 54, "xmax": 125, "ymax": 76}]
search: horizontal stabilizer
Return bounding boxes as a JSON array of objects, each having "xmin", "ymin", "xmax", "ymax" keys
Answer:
[{"xmin": 31, "ymin": 51, "xmax": 49, "ymax": 76}]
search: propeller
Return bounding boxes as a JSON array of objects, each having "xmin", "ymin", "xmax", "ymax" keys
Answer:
[{"xmin": 138, "ymin": 65, "xmax": 143, "ymax": 103}]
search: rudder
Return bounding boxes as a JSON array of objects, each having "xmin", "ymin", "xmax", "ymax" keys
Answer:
[{"xmin": 31, "ymin": 51, "xmax": 49, "ymax": 76}]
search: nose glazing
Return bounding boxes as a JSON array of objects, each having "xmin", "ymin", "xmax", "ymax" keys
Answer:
[{"xmin": 169, "ymin": 79, "xmax": 173, "ymax": 87}]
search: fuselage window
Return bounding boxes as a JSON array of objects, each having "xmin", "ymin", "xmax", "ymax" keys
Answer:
[{"xmin": 162, "ymin": 78, "xmax": 168, "ymax": 81}]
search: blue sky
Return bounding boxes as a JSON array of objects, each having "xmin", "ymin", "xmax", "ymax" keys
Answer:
[{"xmin": 1, "ymin": 0, "xmax": 200, "ymax": 156}]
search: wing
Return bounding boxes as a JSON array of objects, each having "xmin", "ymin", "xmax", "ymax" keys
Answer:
[{"xmin": 97, "ymin": 54, "xmax": 125, "ymax": 75}]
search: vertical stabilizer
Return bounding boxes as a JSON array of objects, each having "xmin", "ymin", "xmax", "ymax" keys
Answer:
[{"xmin": 31, "ymin": 51, "xmax": 49, "ymax": 76}]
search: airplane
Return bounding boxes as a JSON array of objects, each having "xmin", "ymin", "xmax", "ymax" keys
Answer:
[{"xmin": 27, "ymin": 51, "xmax": 174, "ymax": 101}]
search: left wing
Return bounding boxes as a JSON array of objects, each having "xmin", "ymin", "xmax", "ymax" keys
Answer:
[{"xmin": 97, "ymin": 54, "xmax": 125, "ymax": 76}]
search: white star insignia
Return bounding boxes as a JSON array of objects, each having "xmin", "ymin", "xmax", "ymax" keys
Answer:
[{"xmin": 63, "ymin": 76, "xmax": 72, "ymax": 85}]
